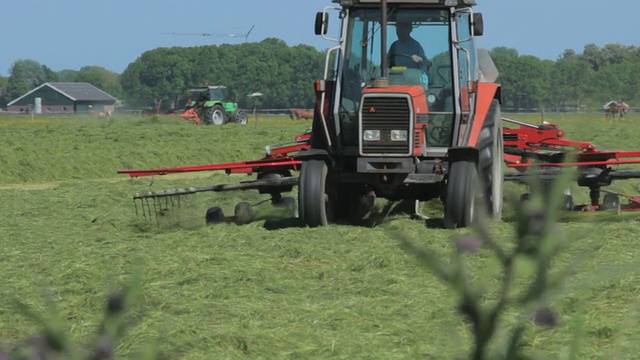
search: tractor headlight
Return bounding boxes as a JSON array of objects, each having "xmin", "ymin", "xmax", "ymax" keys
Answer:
[
  {"xmin": 390, "ymin": 130, "xmax": 408, "ymax": 141},
  {"xmin": 363, "ymin": 130, "xmax": 381, "ymax": 141}
]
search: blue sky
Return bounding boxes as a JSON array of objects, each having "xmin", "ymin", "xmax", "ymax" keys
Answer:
[{"xmin": 2, "ymin": 0, "xmax": 638, "ymax": 77}]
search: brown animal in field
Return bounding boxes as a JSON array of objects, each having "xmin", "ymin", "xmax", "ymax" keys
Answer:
[
  {"xmin": 289, "ymin": 108, "xmax": 313, "ymax": 120},
  {"xmin": 604, "ymin": 100, "xmax": 629, "ymax": 120}
]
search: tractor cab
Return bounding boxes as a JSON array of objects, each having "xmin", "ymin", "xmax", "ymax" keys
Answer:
[
  {"xmin": 317, "ymin": 1, "xmax": 487, "ymax": 154},
  {"xmin": 187, "ymin": 86, "xmax": 229, "ymax": 107}
]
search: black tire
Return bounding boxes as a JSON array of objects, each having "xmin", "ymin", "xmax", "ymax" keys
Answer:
[
  {"xmin": 205, "ymin": 207, "xmax": 225, "ymax": 224},
  {"xmin": 562, "ymin": 194, "xmax": 574, "ymax": 211},
  {"xmin": 234, "ymin": 202, "xmax": 252, "ymax": 225},
  {"xmin": 234, "ymin": 110, "xmax": 248, "ymax": 125},
  {"xmin": 602, "ymin": 193, "xmax": 621, "ymax": 213},
  {"xmin": 298, "ymin": 160, "xmax": 333, "ymax": 227},
  {"xmin": 477, "ymin": 99, "xmax": 504, "ymax": 220},
  {"xmin": 204, "ymin": 105, "xmax": 226, "ymax": 125},
  {"xmin": 444, "ymin": 160, "xmax": 478, "ymax": 229}
]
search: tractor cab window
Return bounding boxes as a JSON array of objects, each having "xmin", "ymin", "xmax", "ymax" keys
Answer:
[
  {"xmin": 209, "ymin": 87, "xmax": 226, "ymax": 100},
  {"xmin": 338, "ymin": 8, "xmax": 454, "ymax": 146}
]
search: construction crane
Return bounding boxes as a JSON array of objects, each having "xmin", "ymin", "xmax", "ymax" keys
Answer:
[{"xmin": 162, "ymin": 25, "xmax": 255, "ymax": 43}]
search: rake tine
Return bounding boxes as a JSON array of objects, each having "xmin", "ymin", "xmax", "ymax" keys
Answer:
[
  {"xmin": 153, "ymin": 198, "xmax": 159, "ymax": 226},
  {"xmin": 134, "ymin": 199, "xmax": 139, "ymax": 216},
  {"xmin": 145, "ymin": 198, "xmax": 152, "ymax": 220}
]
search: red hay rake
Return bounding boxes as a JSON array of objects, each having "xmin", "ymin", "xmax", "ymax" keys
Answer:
[
  {"xmin": 117, "ymin": 133, "xmax": 311, "ymax": 224},
  {"xmin": 502, "ymin": 117, "xmax": 640, "ymax": 212},
  {"xmin": 118, "ymin": 118, "xmax": 640, "ymax": 224}
]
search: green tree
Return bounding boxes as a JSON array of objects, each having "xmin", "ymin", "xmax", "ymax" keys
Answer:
[
  {"xmin": 42, "ymin": 65, "xmax": 59, "ymax": 83},
  {"xmin": 549, "ymin": 55, "xmax": 593, "ymax": 110},
  {"xmin": 57, "ymin": 69, "xmax": 79, "ymax": 82},
  {"xmin": 120, "ymin": 39, "xmax": 323, "ymax": 110},
  {"xmin": 121, "ymin": 47, "xmax": 193, "ymax": 108},
  {"xmin": 0, "ymin": 75, "xmax": 8, "ymax": 107},
  {"xmin": 509, "ymin": 55, "xmax": 550, "ymax": 111},
  {"xmin": 10, "ymin": 59, "xmax": 46, "ymax": 88},
  {"xmin": 581, "ymin": 43, "xmax": 604, "ymax": 71},
  {"xmin": 76, "ymin": 66, "xmax": 124, "ymax": 100},
  {"xmin": 6, "ymin": 65, "xmax": 29, "ymax": 102},
  {"xmin": 489, "ymin": 47, "xmax": 519, "ymax": 109},
  {"xmin": 489, "ymin": 46, "xmax": 519, "ymax": 59}
]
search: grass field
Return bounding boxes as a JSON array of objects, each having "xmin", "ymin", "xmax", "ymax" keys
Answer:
[{"xmin": 1, "ymin": 112, "xmax": 640, "ymax": 359}]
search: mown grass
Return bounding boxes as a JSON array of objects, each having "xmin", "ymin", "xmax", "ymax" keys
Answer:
[{"xmin": 1, "ymin": 113, "xmax": 640, "ymax": 358}]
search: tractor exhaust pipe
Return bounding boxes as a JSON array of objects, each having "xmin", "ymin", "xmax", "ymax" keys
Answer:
[{"xmin": 380, "ymin": 0, "xmax": 388, "ymax": 79}]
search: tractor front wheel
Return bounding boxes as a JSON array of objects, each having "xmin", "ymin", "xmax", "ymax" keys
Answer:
[
  {"xmin": 204, "ymin": 105, "xmax": 226, "ymax": 125},
  {"xmin": 444, "ymin": 160, "xmax": 478, "ymax": 229},
  {"xmin": 298, "ymin": 160, "xmax": 334, "ymax": 227},
  {"xmin": 234, "ymin": 110, "xmax": 248, "ymax": 125}
]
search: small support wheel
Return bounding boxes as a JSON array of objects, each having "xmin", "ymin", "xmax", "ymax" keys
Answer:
[
  {"xmin": 602, "ymin": 193, "xmax": 621, "ymax": 214},
  {"xmin": 234, "ymin": 202, "xmax": 252, "ymax": 225},
  {"xmin": 205, "ymin": 207, "xmax": 225, "ymax": 224},
  {"xmin": 562, "ymin": 194, "xmax": 574, "ymax": 211}
]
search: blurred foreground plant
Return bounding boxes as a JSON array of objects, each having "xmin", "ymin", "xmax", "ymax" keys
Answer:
[
  {"xmin": 2, "ymin": 269, "xmax": 155, "ymax": 360},
  {"xmin": 393, "ymin": 168, "xmax": 578, "ymax": 359}
]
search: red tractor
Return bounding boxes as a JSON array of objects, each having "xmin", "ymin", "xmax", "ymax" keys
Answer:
[{"xmin": 296, "ymin": 0, "xmax": 503, "ymax": 228}]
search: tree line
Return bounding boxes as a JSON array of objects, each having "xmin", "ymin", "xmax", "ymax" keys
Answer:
[{"xmin": 1, "ymin": 39, "xmax": 638, "ymax": 112}]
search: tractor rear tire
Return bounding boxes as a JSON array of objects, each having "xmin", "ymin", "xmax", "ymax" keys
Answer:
[
  {"xmin": 478, "ymin": 99, "xmax": 504, "ymax": 220},
  {"xmin": 444, "ymin": 160, "xmax": 478, "ymax": 229},
  {"xmin": 234, "ymin": 202, "xmax": 252, "ymax": 225},
  {"xmin": 298, "ymin": 160, "xmax": 334, "ymax": 227},
  {"xmin": 205, "ymin": 105, "xmax": 226, "ymax": 125}
]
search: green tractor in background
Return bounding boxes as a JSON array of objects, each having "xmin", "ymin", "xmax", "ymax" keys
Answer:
[{"xmin": 184, "ymin": 86, "xmax": 248, "ymax": 125}]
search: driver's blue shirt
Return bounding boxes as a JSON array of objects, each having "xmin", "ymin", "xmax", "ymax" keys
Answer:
[
  {"xmin": 388, "ymin": 38, "xmax": 427, "ymax": 68},
  {"xmin": 389, "ymin": 38, "xmax": 429, "ymax": 87}
]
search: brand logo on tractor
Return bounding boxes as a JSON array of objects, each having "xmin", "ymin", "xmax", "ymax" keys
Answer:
[{"xmin": 368, "ymin": 107, "xmax": 377, "ymax": 113}]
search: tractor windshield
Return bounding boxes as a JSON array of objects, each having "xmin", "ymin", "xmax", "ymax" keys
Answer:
[
  {"xmin": 338, "ymin": 8, "xmax": 454, "ymax": 146},
  {"xmin": 209, "ymin": 87, "xmax": 226, "ymax": 100}
]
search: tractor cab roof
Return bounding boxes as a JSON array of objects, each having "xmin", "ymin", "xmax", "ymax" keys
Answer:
[
  {"xmin": 188, "ymin": 85, "xmax": 227, "ymax": 93},
  {"xmin": 331, "ymin": 0, "xmax": 477, "ymax": 6}
]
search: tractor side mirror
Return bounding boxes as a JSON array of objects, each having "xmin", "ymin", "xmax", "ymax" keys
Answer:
[
  {"xmin": 315, "ymin": 12, "xmax": 329, "ymax": 35},
  {"xmin": 473, "ymin": 12, "xmax": 484, "ymax": 36}
]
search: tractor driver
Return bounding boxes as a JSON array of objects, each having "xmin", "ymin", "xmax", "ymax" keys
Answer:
[{"xmin": 388, "ymin": 20, "xmax": 428, "ymax": 69}]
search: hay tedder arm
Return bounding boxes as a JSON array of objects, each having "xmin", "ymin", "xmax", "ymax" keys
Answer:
[
  {"xmin": 501, "ymin": 117, "xmax": 640, "ymax": 211},
  {"xmin": 117, "ymin": 133, "xmax": 310, "ymax": 201},
  {"xmin": 118, "ymin": 133, "xmax": 310, "ymax": 178}
]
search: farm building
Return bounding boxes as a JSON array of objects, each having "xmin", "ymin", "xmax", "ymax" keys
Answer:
[{"xmin": 6, "ymin": 82, "xmax": 117, "ymax": 115}]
